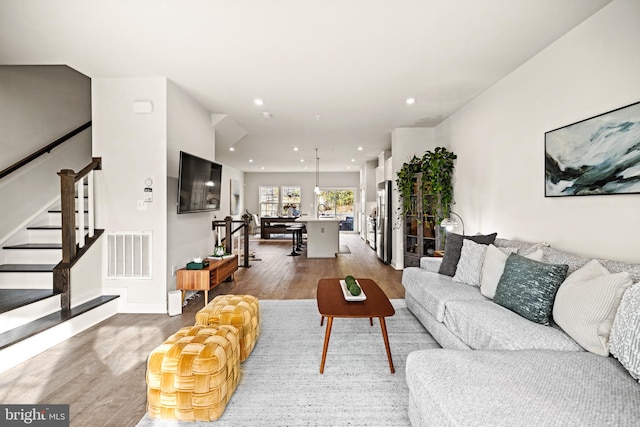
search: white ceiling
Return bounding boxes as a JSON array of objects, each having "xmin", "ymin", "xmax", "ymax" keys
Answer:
[{"xmin": 0, "ymin": 0, "xmax": 612, "ymax": 172}]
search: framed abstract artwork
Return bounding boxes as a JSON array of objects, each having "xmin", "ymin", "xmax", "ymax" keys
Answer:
[
  {"xmin": 545, "ymin": 101, "xmax": 640, "ymax": 197},
  {"xmin": 230, "ymin": 179, "xmax": 241, "ymax": 214}
]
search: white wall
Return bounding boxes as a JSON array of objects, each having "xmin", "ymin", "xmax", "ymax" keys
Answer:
[
  {"xmin": 390, "ymin": 128, "xmax": 439, "ymax": 269},
  {"xmin": 0, "ymin": 65, "xmax": 91, "ymax": 169},
  {"xmin": 165, "ymin": 81, "xmax": 245, "ymax": 294},
  {"xmin": 70, "ymin": 236, "xmax": 103, "ymax": 307},
  {"xmin": 166, "ymin": 80, "xmax": 217, "ymax": 293},
  {"xmin": 244, "ymin": 171, "xmax": 359, "ymax": 219},
  {"xmin": 437, "ymin": 0, "xmax": 640, "ymax": 263},
  {"xmin": 0, "ymin": 65, "xmax": 92, "ymax": 246},
  {"xmin": 92, "ymin": 77, "xmax": 168, "ymax": 313},
  {"xmin": 93, "ymin": 77, "xmax": 244, "ymax": 312}
]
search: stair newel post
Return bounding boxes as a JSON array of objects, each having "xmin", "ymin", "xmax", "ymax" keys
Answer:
[
  {"xmin": 242, "ymin": 214, "xmax": 251, "ymax": 268},
  {"xmin": 58, "ymin": 169, "xmax": 77, "ymax": 263},
  {"xmin": 224, "ymin": 216, "xmax": 233, "ymax": 255},
  {"xmin": 55, "ymin": 168, "xmax": 76, "ymax": 311}
]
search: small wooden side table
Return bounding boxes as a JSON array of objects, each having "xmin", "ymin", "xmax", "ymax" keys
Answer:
[{"xmin": 176, "ymin": 255, "xmax": 238, "ymax": 304}]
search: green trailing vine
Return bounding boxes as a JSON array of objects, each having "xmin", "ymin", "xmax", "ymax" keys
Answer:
[{"xmin": 396, "ymin": 147, "xmax": 457, "ymax": 225}]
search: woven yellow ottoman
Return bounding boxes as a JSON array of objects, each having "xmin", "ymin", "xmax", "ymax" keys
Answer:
[
  {"xmin": 195, "ymin": 294, "xmax": 260, "ymax": 362},
  {"xmin": 146, "ymin": 325, "xmax": 240, "ymax": 422}
]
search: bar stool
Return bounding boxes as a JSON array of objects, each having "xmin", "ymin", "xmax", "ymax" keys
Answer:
[
  {"xmin": 294, "ymin": 226, "xmax": 304, "ymax": 251},
  {"xmin": 286, "ymin": 226, "xmax": 300, "ymax": 256}
]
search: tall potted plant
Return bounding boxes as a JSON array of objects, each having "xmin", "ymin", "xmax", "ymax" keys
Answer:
[{"xmin": 396, "ymin": 147, "xmax": 457, "ymax": 247}]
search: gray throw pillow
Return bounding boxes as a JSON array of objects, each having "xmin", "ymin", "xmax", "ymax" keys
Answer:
[
  {"xmin": 438, "ymin": 232, "xmax": 497, "ymax": 276},
  {"xmin": 494, "ymin": 253, "xmax": 568, "ymax": 325}
]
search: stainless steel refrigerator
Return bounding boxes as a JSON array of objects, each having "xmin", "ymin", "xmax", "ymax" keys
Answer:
[{"xmin": 376, "ymin": 181, "xmax": 392, "ymax": 264}]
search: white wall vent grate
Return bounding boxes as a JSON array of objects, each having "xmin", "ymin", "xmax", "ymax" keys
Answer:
[{"xmin": 106, "ymin": 231, "xmax": 152, "ymax": 279}]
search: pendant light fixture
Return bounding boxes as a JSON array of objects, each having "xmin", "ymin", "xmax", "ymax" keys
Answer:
[{"xmin": 314, "ymin": 148, "xmax": 320, "ymax": 194}]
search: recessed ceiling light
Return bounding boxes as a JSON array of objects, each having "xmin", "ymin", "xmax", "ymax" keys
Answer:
[
  {"xmin": 357, "ymin": 146, "xmax": 363, "ymax": 151},
  {"xmin": 261, "ymin": 166, "xmax": 265, "ymax": 170},
  {"xmin": 254, "ymin": 98, "xmax": 264, "ymax": 106},
  {"xmin": 347, "ymin": 166, "xmax": 351, "ymax": 170},
  {"xmin": 300, "ymin": 159, "xmax": 304, "ymax": 162},
  {"xmin": 262, "ymin": 112, "xmax": 272, "ymax": 119},
  {"xmin": 229, "ymin": 147, "xmax": 235, "ymax": 151},
  {"xmin": 315, "ymin": 115, "xmax": 321, "ymax": 120},
  {"xmin": 406, "ymin": 97, "xmax": 416, "ymax": 105},
  {"xmin": 304, "ymin": 166, "xmax": 308, "ymax": 170},
  {"xmin": 293, "ymin": 147, "xmax": 299, "ymax": 151},
  {"xmin": 248, "ymin": 159, "xmax": 253, "ymax": 163},
  {"xmin": 351, "ymin": 158, "xmax": 355, "ymax": 162}
]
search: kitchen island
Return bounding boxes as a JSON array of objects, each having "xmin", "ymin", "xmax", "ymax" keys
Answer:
[{"xmin": 295, "ymin": 217, "xmax": 340, "ymax": 258}]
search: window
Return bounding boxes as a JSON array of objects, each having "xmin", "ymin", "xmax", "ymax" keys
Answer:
[
  {"xmin": 281, "ymin": 186, "xmax": 301, "ymax": 216},
  {"xmin": 317, "ymin": 188, "xmax": 355, "ymax": 230},
  {"xmin": 259, "ymin": 186, "xmax": 279, "ymax": 217},
  {"xmin": 259, "ymin": 186, "xmax": 301, "ymax": 217}
]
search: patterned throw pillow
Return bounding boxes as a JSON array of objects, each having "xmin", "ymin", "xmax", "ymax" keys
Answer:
[
  {"xmin": 452, "ymin": 239, "xmax": 488, "ymax": 287},
  {"xmin": 480, "ymin": 246, "xmax": 542, "ymax": 299},
  {"xmin": 553, "ymin": 260, "xmax": 633, "ymax": 356},
  {"xmin": 494, "ymin": 254, "xmax": 568, "ymax": 325},
  {"xmin": 610, "ymin": 283, "xmax": 640, "ymax": 381},
  {"xmin": 438, "ymin": 232, "xmax": 497, "ymax": 277}
]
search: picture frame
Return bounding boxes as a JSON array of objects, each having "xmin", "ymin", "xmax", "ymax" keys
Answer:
[
  {"xmin": 545, "ymin": 101, "xmax": 640, "ymax": 197},
  {"xmin": 230, "ymin": 179, "xmax": 240, "ymax": 214}
]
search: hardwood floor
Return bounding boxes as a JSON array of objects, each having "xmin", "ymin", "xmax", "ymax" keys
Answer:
[{"xmin": 0, "ymin": 233, "xmax": 404, "ymax": 426}]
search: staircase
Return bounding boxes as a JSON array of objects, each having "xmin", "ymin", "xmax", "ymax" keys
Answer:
[{"xmin": 0, "ymin": 190, "xmax": 118, "ymax": 374}]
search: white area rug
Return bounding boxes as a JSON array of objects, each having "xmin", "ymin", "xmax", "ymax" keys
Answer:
[{"xmin": 136, "ymin": 299, "xmax": 438, "ymax": 426}]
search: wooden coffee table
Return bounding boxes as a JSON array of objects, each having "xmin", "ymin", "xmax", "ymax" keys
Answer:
[{"xmin": 316, "ymin": 278, "xmax": 396, "ymax": 374}]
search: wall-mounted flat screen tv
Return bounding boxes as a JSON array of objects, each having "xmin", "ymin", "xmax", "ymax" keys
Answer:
[{"xmin": 177, "ymin": 151, "xmax": 223, "ymax": 214}]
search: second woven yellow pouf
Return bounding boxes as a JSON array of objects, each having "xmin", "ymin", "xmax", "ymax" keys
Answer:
[
  {"xmin": 195, "ymin": 294, "xmax": 260, "ymax": 362},
  {"xmin": 146, "ymin": 325, "xmax": 240, "ymax": 422}
]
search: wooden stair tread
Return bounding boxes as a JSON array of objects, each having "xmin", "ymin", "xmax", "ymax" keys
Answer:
[
  {"xmin": 0, "ymin": 264, "xmax": 56, "ymax": 272},
  {"xmin": 0, "ymin": 289, "xmax": 62, "ymax": 314},
  {"xmin": 2, "ymin": 243, "xmax": 62, "ymax": 249},
  {"xmin": 0, "ymin": 295, "xmax": 119, "ymax": 349},
  {"xmin": 27, "ymin": 225, "xmax": 89, "ymax": 230}
]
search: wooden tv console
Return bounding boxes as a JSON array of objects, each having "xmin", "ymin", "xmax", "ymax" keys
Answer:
[{"xmin": 176, "ymin": 255, "xmax": 238, "ymax": 304}]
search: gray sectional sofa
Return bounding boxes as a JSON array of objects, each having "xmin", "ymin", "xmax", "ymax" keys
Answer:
[{"xmin": 401, "ymin": 237, "xmax": 640, "ymax": 426}]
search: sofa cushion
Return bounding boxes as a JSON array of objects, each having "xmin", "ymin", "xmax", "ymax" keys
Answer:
[
  {"xmin": 494, "ymin": 254, "xmax": 568, "ymax": 325},
  {"xmin": 452, "ymin": 239, "xmax": 487, "ymax": 287},
  {"xmin": 480, "ymin": 246, "xmax": 542, "ymax": 299},
  {"xmin": 493, "ymin": 237, "xmax": 549, "ymax": 254},
  {"xmin": 401, "ymin": 268, "xmax": 487, "ymax": 322},
  {"xmin": 406, "ymin": 349, "xmax": 640, "ymax": 427},
  {"xmin": 610, "ymin": 283, "xmax": 640, "ymax": 382},
  {"xmin": 443, "ymin": 300, "xmax": 583, "ymax": 351},
  {"xmin": 553, "ymin": 260, "xmax": 633, "ymax": 356},
  {"xmin": 542, "ymin": 246, "xmax": 640, "ymax": 283},
  {"xmin": 438, "ymin": 232, "xmax": 497, "ymax": 276},
  {"xmin": 418, "ymin": 256, "xmax": 442, "ymax": 273}
]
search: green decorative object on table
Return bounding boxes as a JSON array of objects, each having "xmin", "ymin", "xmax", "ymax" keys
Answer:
[
  {"xmin": 213, "ymin": 245, "xmax": 225, "ymax": 256},
  {"xmin": 349, "ymin": 284, "xmax": 361, "ymax": 296},
  {"xmin": 344, "ymin": 275, "xmax": 361, "ymax": 296}
]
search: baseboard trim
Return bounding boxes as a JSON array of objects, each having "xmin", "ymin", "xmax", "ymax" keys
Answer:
[{"xmin": 0, "ymin": 298, "xmax": 118, "ymax": 374}]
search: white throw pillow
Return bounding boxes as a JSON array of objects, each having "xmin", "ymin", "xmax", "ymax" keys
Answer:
[
  {"xmin": 480, "ymin": 246, "xmax": 541, "ymax": 299},
  {"xmin": 553, "ymin": 259, "xmax": 634, "ymax": 356},
  {"xmin": 610, "ymin": 283, "xmax": 640, "ymax": 381},
  {"xmin": 452, "ymin": 239, "xmax": 488, "ymax": 287}
]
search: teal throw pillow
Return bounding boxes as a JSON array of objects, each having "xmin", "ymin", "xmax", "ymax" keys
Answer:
[{"xmin": 494, "ymin": 253, "xmax": 568, "ymax": 325}]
